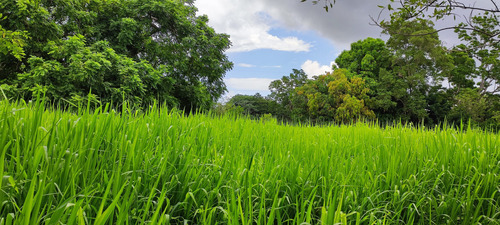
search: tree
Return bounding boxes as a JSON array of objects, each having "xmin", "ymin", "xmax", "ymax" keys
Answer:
[
  {"xmin": 335, "ymin": 38, "xmax": 399, "ymax": 120},
  {"xmin": 447, "ymin": 45, "xmax": 476, "ymax": 91},
  {"xmin": 454, "ymin": 13, "xmax": 500, "ymax": 95},
  {"xmin": 0, "ymin": 13, "xmax": 28, "ymax": 61},
  {"xmin": 228, "ymin": 93, "xmax": 277, "ymax": 118},
  {"xmin": 268, "ymin": 69, "xmax": 308, "ymax": 120},
  {"xmin": 384, "ymin": 19, "xmax": 453, "ymax": 123},
  {"xmin": 375, "ymin": 0, "xmax": 500, "ymax": 42},
  {"xmin": 16, "ymin": 35, "xmax": 176, "ymax": 106},
  {"xmin": 0, "ymin": 0, "xmax": 232, "ymax": 110},
  {"xmin": 296, "ymin": 69, "xmax": 375, "ymax": 123},
  {"xmin": 448, "ymin": 88, "xmax": 492, "ymax": 125}
]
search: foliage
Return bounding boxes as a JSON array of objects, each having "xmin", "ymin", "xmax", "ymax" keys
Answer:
[
  {"xmin": 449, "ymin": 88, "xmax": 489, "ymax": 124},
  {"xmin": 1, "ymin": 99, "xmax": 499, "ymax": 224},
  {"xmin": 268, "ymin": 69, "xmax": 309, "ymax": 120},
  {"xmin": 335, "ymin": 38, "xmax": 398, "ymax": 120},
  {"xmin": 383, "ymin": 19, "xmax": 453, "ymax": 123},
  {"xmin": 447, "ymin": 89, "xmax": 500, "ymax": 127},
  {"xmin": 378, "ymin": 0, "xmax": 500, "ymax": 42},
  {"xmin": 211, "ymin": 101, "xmax": 244, "ymax": 117},
  {"xmin": 335, "ymin": 38, "xmax": 392, "ymax": 79},
  {"xmin": 0, "ymin": 13, "xmax": 28, "ymax": 61},
  {"xmin": 334, "ymin": 36, "xmax": 452, "ymax": 124},
  {"xmin": 448, "ymin": 45, "xmax": 476, "ymax": 90},
  {"xmin": 18, "ymin": 35, "xmax": 176, "ymax": 107},
  {"xmin": 297, "ymin": 69, "xmax": 375, "ymax": 123},
  {"xmin": 299, "ymin": 0, "xmax": 500, "ymax": 127},
  {"xmin": 228, "ymin": 93, "xmax": 278, "ymax": 118},
  {"xmin": 455, "ymin": 12, "xmax": 500, "ymax": 95},
  {"xmin": 0, "ymin": 0, "xmax": 232, "ymax": 110}
]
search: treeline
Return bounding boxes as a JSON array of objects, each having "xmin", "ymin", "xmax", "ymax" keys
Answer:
[
  {"xmin": 223, "ymin": 36, "xmax": 500, "ymax": 128},
  {"xmin": 2, "ymin": 1, "xmax": 499, "ymax": 128}
]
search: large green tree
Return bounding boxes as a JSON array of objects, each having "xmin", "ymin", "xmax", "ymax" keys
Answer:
[
  {"xmin": 0, "ymin": 0, "xmax": 232, "ymax": 110},
  {"xmin": 383, "ymin": 19, "xmax": 453, "ymax": 123},
  {"xmin": 268, "ymin": 69, "xmax": 309, "ymax": 120},
  {"xmin": 335, "ymin": 38, "xmax": 401, "ymax": 121},
  {"xmin": 335, "ymin": 36, "xmax": 454, "ymax": 124}
]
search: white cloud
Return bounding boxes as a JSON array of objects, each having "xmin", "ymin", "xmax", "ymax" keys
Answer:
[
  {"xmin": 238, "ymin": 63, "xmax": 256, "ymax": 68},
  {"xmin": 225, "ymin": 78, "xmax": 274, "ymax": 91},
  {"xmin": 301, "ymin": 60, "xmax": 334, "ymax": 78},
  {"xmin": 195, "ymin": 0, "xmax": 311, "ymax": 52}
]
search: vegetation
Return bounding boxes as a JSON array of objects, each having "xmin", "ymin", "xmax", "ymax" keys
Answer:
[
  {"xmin": 1, "ymin": 1, "xmax": 500, "ymax": 223},
  {"xmin": 0, "ymin": 0, "xmax": 232, "ymax": 110},
  {"xmin": 295, "ymin": 0, "xmax": 500, "ymax": 128},
  {"xmin": 295, "ymin": 69, "xmax": 375, "ymax": 123},
  {"xmin": 1, "ymin": 98, "xmax": 500, "ymax": 224},
  {"xmin": 227, "ymin": 93, "xmax": 278, "ymax": 119}
]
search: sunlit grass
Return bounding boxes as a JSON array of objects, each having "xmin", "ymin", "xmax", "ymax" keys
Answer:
[{"xmin": 0, "ymin": 99, "xmax": 499, "ymax": 224}]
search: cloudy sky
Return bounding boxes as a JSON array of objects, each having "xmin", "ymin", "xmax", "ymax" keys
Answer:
[{"xmin": 195, "ymin": 0, "xmax": 391, "ymax": 98}]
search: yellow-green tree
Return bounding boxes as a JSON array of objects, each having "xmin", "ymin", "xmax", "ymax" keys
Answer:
[{"xmin": 296, "ymin": 69, "xmax": 375, "ymax": 123}]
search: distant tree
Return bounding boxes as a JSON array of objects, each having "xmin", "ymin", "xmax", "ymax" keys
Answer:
[
  {"xmin": 384, "ymin": 19, "xmax": 453, "ymax": 123},
  {"xmin": 448, "ymin": 88, "xmax": 489, "ymax": 125},
  {"xmin": 335, "ymin": 38, "xmax": 398, "ymax": 121},
  {"xmin": 447, "ymin": 45, "xmax": 476, "ymax": 91},
  {"xmin": 296, "ymin": 69, "xmax": 375, "ymax": 123},
  {"xmin": 228, "ymin": 94, "xmax": 277, "ymax": 118},
  {"xmin": 336, "ymin": 38, "xmax": 392, "ymax": 78},
  {"xmin": 0, "ymin": 0, "xmax": 232, "ymax": 110},
  {"xmin": 268, "ymin": 69, "xmax": 309, "ymax": 120}
]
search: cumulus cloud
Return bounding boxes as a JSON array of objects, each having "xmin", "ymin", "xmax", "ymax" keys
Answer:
[
  {"xmin": 195, "ymin": 0, "xmax": 390, "ymax": 52},
  {"xmin": 195, "ymin": 0, "xmax": 311, "ymax": 52},
  {"xmin": 262, "ymin": 0, "xmax": 394, "ymax": 50},
  {"xmin": 225, "ymin": 78, "xmax": 275, "ymax": 91},
  {"xmin": 301, "ymin": 60, "xmax": 334, "ymax": 78}
]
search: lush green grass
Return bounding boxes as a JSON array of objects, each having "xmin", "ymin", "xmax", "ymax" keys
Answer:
[{"xmin": 0, "ymin": 99, "xmax": 499, "ymax": 224}]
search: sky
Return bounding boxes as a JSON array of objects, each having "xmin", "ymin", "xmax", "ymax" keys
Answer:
[{"xmin": 194, "ymin": 0, "xmax": 392, "ymax": 99}]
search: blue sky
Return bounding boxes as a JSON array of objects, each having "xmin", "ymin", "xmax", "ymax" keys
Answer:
[
  {"xmin": 194, "ymin": 0, "xmax": 389, "ymax": 99},
  {"xmin": 225, "ymin": 28, "xmax": 339, "ymax": 96}
]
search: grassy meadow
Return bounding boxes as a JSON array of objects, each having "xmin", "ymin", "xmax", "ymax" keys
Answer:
[{"xmin": 0, "ymin": 99, "xmax": 499, "ymax": 224}]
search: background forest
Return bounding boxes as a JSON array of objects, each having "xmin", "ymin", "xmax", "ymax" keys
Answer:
[
  {"xmin": 225, "ymin": 1, "xmax": 500, "ymax": 128},
  {"xmin": 1, "ymin": 0, "xmax": 500, "ymax": 128}
]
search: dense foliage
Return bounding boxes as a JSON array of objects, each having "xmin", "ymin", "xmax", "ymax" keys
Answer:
[
  {"xmin": 0, "ymin": 0, "xmax": 232, "ymax": 110},
  {"xmin": 1, "ymin": 99, "xmax": 499, "ymax": 224},
  {"xmin": 296, "ymin": 69, "xmax": 375, "ymax": 123},
  {"xmin": 295, "ymin": 0, "xmax": 500, "ymax": 127},
  {"xmin": 227, "ymin": 93, "xmax": 278, "ymax": 118}
]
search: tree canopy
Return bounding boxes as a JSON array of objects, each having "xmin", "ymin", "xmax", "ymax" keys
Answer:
[
  {"xmin": 296, "ymin": 69, "xmax": 375, "ymax": 123},
  {"xmin": 297, "ymin": 0, "xmax": 500, "ymax": 127},
  {"xmin": 0, "ymin": 0, "xmax": 232, "ymax": 110}
]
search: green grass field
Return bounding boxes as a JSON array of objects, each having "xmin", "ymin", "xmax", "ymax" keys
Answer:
[{"xmin": 0, "ymin": 99, "xmax": 499, "ymax": 224}]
